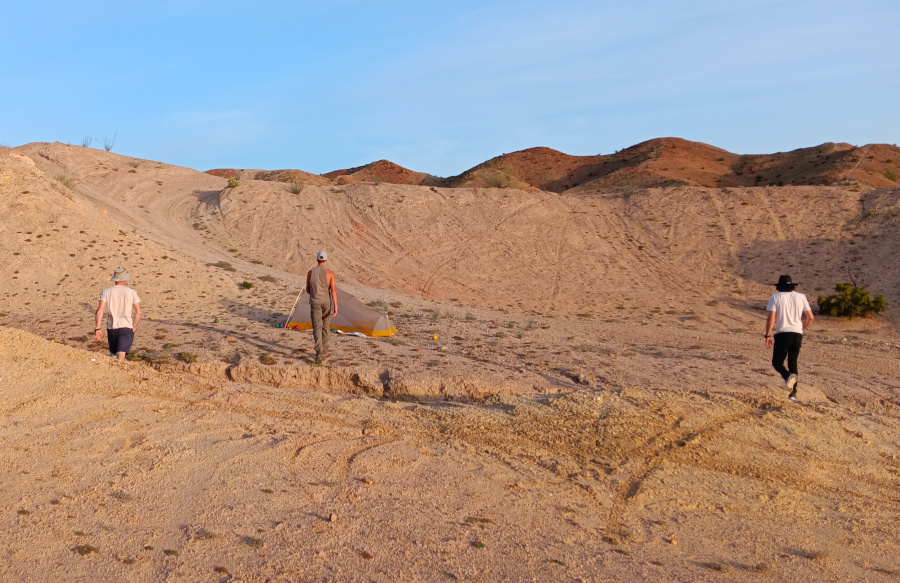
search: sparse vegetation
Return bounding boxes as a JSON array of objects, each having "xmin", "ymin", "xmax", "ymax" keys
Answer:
[
  {"xmin": 210, "ymin": 261, "xmax": 236, "ymax": 272},
  {"xmin": 288, "ymin": 181, "xmax": 304, "ymax": 194},
  {"xmin": 55, "ymin": 174, "xmax": 77, "ymax": 190},
  {"xmin": 176, "ymin": 352, "xmax": 197, "ymax": 364},
  {"xmin": 81, "ymin": 136, "xmax": 94, "ymax": 147},
  {"xmin": 103, "ymin": 134, "xmax": 116, "ymax": 152},
  {"xmin": 227, "ymin": 176, "xmax": 240, "ymax": 188},
  {"xmin": 259, "ymin": 353, "xmax": 276, "ymax": 365},
  {"xmin": 802, "ymin": 549, "xmax": 829, "ymax": 562},
  {"xmin": 817, "ymin": 283, "xmax": 886, "ymax": 318},
  {"xmin": 259, "ymin": 275, "xmax": 278, "ymax": 283},
  {"xmin": 482, "ymin": 170, "xmax": 510, "ymax": 188},
  {"xmin": 885, "ymin": 170, "xmax": 898, "ymax": 182},
  {"xmin": 240, "ymin": 281, "xmax": 254, "ymax": 289},
  {"xmin": 72, "ymin": 544, "xmax": 99, "ymax": 556}
]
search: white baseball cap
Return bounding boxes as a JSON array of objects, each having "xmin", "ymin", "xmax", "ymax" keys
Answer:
[{"xmin": 317, "ymin": 251, "xmax": 328, "ymax": 261}]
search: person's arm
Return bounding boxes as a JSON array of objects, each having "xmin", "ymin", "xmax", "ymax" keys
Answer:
[
  {"xmin": 802, "ymin": 309, "xmax": 814, "ymax": 331},
  {"xmin": 328, "ymin": 270, "xmax": 338, "ymax": 316},
  {"xmin": 306, "ymin": 270, "xmax": 312, "ymax": 294},
  {"xmin": 95, "ymin": 300, "xmax": 106, "ymax": 340},
  {"xmin": 132, "ymin": 303, "xmax": 141, "ymax": 332},
  {"xmin": 764, "ymin": 311, "xmax": 776, "ymax": 348}
]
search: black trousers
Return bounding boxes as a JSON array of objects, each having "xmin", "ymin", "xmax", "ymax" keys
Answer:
[{"xmin": 772, "ymin": 332, "xmax": 803, "ymax": 381}]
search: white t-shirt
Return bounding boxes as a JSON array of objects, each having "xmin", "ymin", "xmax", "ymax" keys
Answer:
[
  {"xmin": 766, "ymin": 291, "xmax": 811, "ymax": 334},
  {"xmin": 99, "ymin": 285, "xmax": 141, "ymax": 329}
]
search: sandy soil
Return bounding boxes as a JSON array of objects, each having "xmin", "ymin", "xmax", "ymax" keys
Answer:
[{"xmin": 1, "ymin": 143, "xmax": 899, "ymax": 582}]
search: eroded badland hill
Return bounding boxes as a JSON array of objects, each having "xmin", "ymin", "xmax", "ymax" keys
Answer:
[
  {"xmin": 209, "ymin": 137, "xmax": 900, "ymax": 194},
  {"xmin": 1, "ymin": 142, "xmax": 899, "ymax": 582}
]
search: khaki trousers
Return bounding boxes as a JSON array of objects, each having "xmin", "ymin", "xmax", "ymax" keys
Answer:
[{"xmin": 310, "ymin": 303, "xmax": 332, "ymax": 358}]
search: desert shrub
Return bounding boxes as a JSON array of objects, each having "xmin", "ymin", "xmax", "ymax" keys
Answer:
[
  {"xmin": 227, "ymin": 176, "xmax": 240, "ymax": 188},
  {"xmin": 103, "ymin": 134, "xmax": 116, "ymax": 152},
  {"xmin": 885, "ymin": 170, "xmax": 898, "ymax": 182},
  {"xmin": 259, "ymin": 354, "xmax": 276, "ymax": 365},
  {"xmin": 210, "ymin": 261, "xmax": 236, "ymax": 272},
  {"xmin": 288, "ymin": 181, "xmax": 304, "ymax": 194},
  {"xmin": 240, "ymin": 281, "xmax": 254, "ymax": 289},
  {"xmin": 259, "ymin": 275, "xmax": 277, "ymax": 283},
  {"xmin": 81, "ymin": 136, "xmax": 94, "ymax": 147},
  {"xmin": 482, "ymin": 170, "xmax": 510, "ymax": 188},
  {"xmin": 55, "ymin": 174, "xmax": 77, "ymax": 189},
  {"xmin": 176, "ymin": 352, "xmax": 197, "ymax": 364},
  {"xmin": 817, "ymin": 283, "xmax": 886, "ymax": 318}
]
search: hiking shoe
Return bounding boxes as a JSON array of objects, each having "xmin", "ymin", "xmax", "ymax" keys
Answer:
[
  {"xmin": 788, "ymin": 390, "xmax": 798, "ymax": 402},
  {"xmin": 786, "ymin": 374, "xmax": 798, "ymax": 390},
  {"xmin": 314, "ymin": 355, "xmax": 323, "ymax": 365}
]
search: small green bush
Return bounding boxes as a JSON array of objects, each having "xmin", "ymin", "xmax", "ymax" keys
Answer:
[
  {"xmin": 176, "ymin": 352, "xmax": 197, "ymax": 364},
  {"xmin": 288, "ymin": 181, "xmax": 304, "ymax": 194},
  {"xmin": 227, "ymin": 176, "xmax": 240, "ymax": 188},
  {"xmin": 817, "ymin": 283, "xmax": 886, "ymax": 318},
  {"xmin": 240, "ymin": 281, "xmax": 254, "ymax": 289}
]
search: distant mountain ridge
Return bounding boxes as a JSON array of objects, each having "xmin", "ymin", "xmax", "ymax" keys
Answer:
[{"xmin": 206, "ymin": 138, "xmax": 900, "ymax": 192}]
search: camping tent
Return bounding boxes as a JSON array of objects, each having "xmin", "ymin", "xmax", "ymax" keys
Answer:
[{"xmin": 284, "ymin": 288, "xmax": 396, "ymax": 337}]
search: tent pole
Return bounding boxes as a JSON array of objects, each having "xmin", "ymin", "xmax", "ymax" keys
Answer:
[{"xmin": 284, "ymin": 290, "xmax": 304, "ymax": 328}]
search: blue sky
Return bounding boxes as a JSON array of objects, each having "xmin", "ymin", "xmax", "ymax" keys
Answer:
[{"xmin": 2, "ymin": 0, "xmax": 898, "ymax": 176}]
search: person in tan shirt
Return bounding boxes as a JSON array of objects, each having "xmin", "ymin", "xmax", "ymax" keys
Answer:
[
  {"xmin": 306, "ymin": 251, "xmax": 338, "ymax": 364},
  {"xmin": 95, "ymin": 268, "xmax": 142, "ymax": 363}
]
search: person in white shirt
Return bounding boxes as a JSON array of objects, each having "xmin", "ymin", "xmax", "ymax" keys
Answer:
[
  {"xmin": 94, "ymin": 268, "xmax": 142, "ymax": 363},
  {"xmin": 764, "ymin": 274, "xmax": 814, "ymax": 401}
]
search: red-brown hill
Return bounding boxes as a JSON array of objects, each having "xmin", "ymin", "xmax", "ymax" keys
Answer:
[
  {"xmin": 442, "ymin": 138, "xmax": 900, "ymax": 192},
  {"xmin": 206, "ymin": 139, "xmax": 900, "ymax": 193},
  {"xmin": 322, "ymin": 159, "xmax": 439, "ymax": 186}
]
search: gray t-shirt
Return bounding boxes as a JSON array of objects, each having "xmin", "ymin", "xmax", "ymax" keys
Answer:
[
  {"xmin": 99, "ymin": 285, "xmax": 141, "ymax": 329},
  {"xmin": 308, "ymin": 265, "xmax": 332, "ymax": 306}
]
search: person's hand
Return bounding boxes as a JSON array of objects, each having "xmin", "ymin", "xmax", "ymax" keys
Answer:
[
  {"xmin": 95, "ymin": 329, "xmax": 103, "ymax": 341},
  {"xmin": 332, "ymin": 306, "xmax": 338, "ymax": 317},
  {"xmin": 765, "ymin": 336, "xmax": 773, "ymax": 348}
]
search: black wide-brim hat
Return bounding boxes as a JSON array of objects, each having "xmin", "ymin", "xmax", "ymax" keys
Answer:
[{"xmin": 773, "ymin": 274, "xmax": 798, "ymax": 291}]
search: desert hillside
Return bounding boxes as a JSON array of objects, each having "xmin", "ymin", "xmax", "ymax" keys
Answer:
[
  {"xmin": 448, "ymin": 138, "xmax": 900, "ymax": 192},
  {"xmin": 208, "ymin": 138, "xmax": 900, "ymax": 194},
  {"xmin": 1, "ymin": 142, "xmax": 899, "ymax": 581}
]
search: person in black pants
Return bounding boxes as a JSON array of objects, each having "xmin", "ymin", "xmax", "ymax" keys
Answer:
[{"xmin": 765, "ymin": 275, "xmax": 814, "ymax": 401}]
